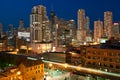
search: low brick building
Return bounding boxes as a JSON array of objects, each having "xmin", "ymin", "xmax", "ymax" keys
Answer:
[{"xmin": 84, "ymin": 47, "xmax": 120, "ymax": 73}]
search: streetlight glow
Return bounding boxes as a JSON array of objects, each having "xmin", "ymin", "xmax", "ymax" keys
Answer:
[
  {"xmin": 17, "ymin": 71, "xmax": 21, "ymax": 75},
  {"xmin": 64, "ymin": 63, "xmax": 68, "ymax": 68},
  {"xmin": 49, "ymin": 63, "xmax": 53, "ymax": 67}
]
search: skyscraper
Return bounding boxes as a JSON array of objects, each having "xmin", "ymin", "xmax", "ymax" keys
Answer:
[
  {"xmin": 7, "ymin": 24, "xmax": 16, "ymax": 49},
  {"xmin": 85, "ymin": 16, "xmax": 90, "ymax": 32},
  {"xmin": 68, "ymin": 19, "xmax": 76, "ymax": 39},
  {"xmin": 77, "ymin": 9, "xmax": 86, "ymax": 42},
  {"xmin": 94, "ymin": 20, "xmax": 103, "ymax": 42},
  {"xmin": 30, "ymin": 5, "xmax": 50, "ymax": 43},
  {"xmin": 18, "ymin": 19, "xmax": 25, "ymax": 32},
  {"xmin": 104, "ymin": 11, "xmax": 112, "ymax": 39},
  {"xmin": 7, "ymin": 24, "xmax": 14, "ymax": 39},
  {"xmin": 50, "ymin": 10, "xmax": 56, "ymax": 41},
  {"xmin": 112, "ymin": 22, "xmax": 120, "ymax": 38}
]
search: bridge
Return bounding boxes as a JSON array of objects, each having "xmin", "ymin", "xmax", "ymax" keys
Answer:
[{"xmin": 43, "ymin": 60, "xmax": 120, "ymax": 80}]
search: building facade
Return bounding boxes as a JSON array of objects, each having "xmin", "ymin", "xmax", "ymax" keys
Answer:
[
  {"xmin": 49, "ymin": 10, "xmax": 59, "ymax": 47},
  {"xmin": 30, "ymin": 5, "xmax": 50, "ymax": 43},
  {"xmin": 0, "ymin": 36, "xmax": 7, "ymax": 51},
  {"xmin": 68, "ymin": 20, "xmax": 76, "ymax": 40},
  {"xmin": 85, "ymin": 16, "xmax": 90, "ymax": 33},
  {"xmin": 94, "ymin": 20, "xmax": 103, "ymax": 42},
  {"xmin": 19, "ymin": 59, "xmax": 44, "ymax": 80},
  {"xmin": 104, "ymin": 11, "xmax": 112, "ymax": 39},
  {"xmin": 112, "ymin": 22, "xmax": 120, "ymax": 38},
  {"xmin": 85, "ymin": 47, "xmax": 120, "ymax": 73},
  {"xmin": 77, "ymin": 9, "xmax": 86, "ymax": 43},
  {"xmin": 0, "ymin": 67, "xmax": 23, "ymax": 80},
  {"xmin": 0, "ymin": 53, "xmax": 44, "ymax": 80}
]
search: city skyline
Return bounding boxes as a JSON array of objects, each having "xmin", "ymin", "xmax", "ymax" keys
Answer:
[
  {"xmin": 0, "ymin": 0, "xmax": 120, "ymax": 31},
  {"xmin": 0, "ymin": 1, "xmax": 120, "ymax": 80}
]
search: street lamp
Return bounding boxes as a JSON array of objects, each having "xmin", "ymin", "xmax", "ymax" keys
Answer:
[
  {"xmin": 17, "ymin": 71, "xmax": 22, "ymax": 80},
  {"xmin": 49, "ymin": 63, "xmax": 53, "ymax": 68},
  {"xmin": 16, "ymin": 49, "xmax": 19, "ymax": 52},
  {"xmin": 17, "ymin": 71, "xmax": 21, "ymax": 75},
  {"xmin": 64, "ymin": 63, "xmax": 68, "ymax": 68}
]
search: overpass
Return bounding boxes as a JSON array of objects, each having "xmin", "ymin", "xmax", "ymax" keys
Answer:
[{"xmin": 43, "ymin": 60, "xmax": 120, "ymax": 80}]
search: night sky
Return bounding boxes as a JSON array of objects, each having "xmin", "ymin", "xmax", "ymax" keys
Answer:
[{"xmin": 0, "ymin": 0, "xmax": 120, "ymax": 31}]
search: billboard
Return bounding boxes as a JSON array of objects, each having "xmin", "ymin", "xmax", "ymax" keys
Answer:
[
  {"xmin": 18, "ymin": 32, "xmax": 30, "ymax": 38},
  {"xmin": 18, "ymin": 32, "xmax": 30, "ymax": 41}
]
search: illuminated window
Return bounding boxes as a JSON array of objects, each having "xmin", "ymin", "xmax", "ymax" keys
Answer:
[{"xmin": 98, "ymin": 62, "xmax": 101, "ymax": 66}]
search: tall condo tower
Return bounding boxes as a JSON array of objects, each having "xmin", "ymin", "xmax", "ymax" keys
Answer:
[
  {"xmin": 30, "ymin": 5, "xmax": 50, "ymax": 43},
  {"xmin": 94, "ymin": 20, "xmax": 103, "ymax": 42},
  {"xmin": 77, "ymin": 9, "xmax": 86, "ymax": 42},
  {"xmin": 104, "ymin": 11, "xmax": 112, "ymax": 39},
  {"xmin": 50, "ymin": 10, "xmax": 56, "ymax": 41},
  {"xmin": 85, "ymin": 16, "xmax": 90, "ymax": 32}
]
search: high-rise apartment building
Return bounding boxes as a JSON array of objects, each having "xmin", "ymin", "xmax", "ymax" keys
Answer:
[
  {"xmin": 68, "ymin": 19, "xmax": 76, "ymax": 39},
  {"xmin": 94, "ymin": 20, "xmax": 103, "ymax": 42},
  {"xmin": 50, "ymin": 10, "xmax": 56, "ymax": 41},
  {"xmin": 50, "ymin": 10, "xmax": 55, "ymax": 27},
  {"xmin": 104, "ymin": 11, "xmax": 112, "ymax": 39},
  {"xmin": 30, "ymin": 5, "xmax": 50, "ymax": 43},
  {"xmin": 55, "ymin": 18, "xmax": 76, "ymax": 46},
  {"xmin": 7, "ymin": 24, "xmax": 14, "ymax": 39},
  {"xmin": 77, "ymin": 9, "xmax": 87, "ymax": 42},
  {"xmin": 78, "ymin": 9, "xmax": 85, "ymax": 30},
  {"xmin": 7, "ymin": 24, "xmax": 17, "ymax": 49},
  {"xmin": 112, "ymin": 22, "xmax": 120, "ymax": 38},
  {"xmin": 85, "ymin": 16, "xmax": 90, "ymax": 32}
]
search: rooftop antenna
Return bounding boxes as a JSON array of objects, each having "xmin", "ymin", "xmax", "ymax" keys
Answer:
[{"xmin": 51, "ymin": 3, "xmax": 54, "ymax": 11}]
